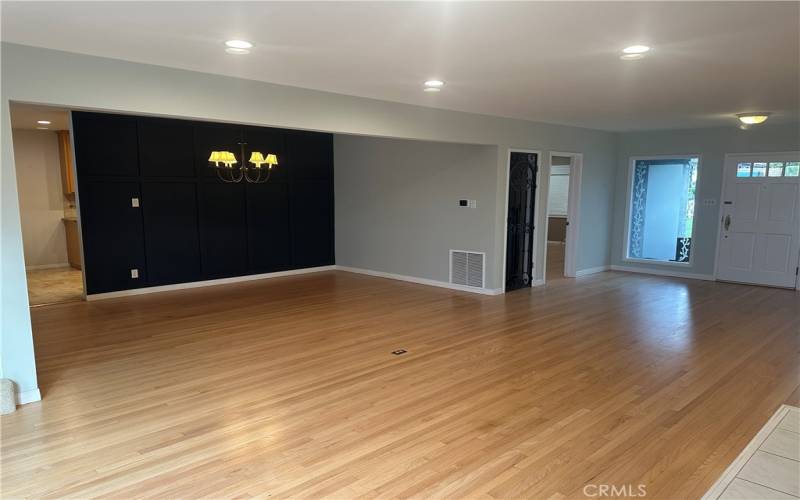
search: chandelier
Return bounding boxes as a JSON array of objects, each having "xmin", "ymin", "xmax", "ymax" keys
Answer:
[{"xmin": 208, "ymin": 142, "xmax": 279, "ymax": 183}]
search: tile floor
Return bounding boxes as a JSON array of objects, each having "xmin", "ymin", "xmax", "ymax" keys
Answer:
[
  {"xmin": 26, "ymin": 267, "xmax": 84, "ymax": 306},
  {"xmin": 706, "ymin": 405, "xmax": 800, "ymax": 499}
]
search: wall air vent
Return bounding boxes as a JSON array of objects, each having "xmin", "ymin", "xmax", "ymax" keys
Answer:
[{"xmin": 449, "ymin": 250, "xmax": 485, "ymax": 288}]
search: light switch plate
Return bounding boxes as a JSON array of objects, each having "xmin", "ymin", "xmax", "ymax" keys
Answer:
[
  {"xmin": 131, "ymin": 197, "xmax": 140, "ymax": 207},
  {"xmin": 468, "ymin": 199, "xmax": 477, "ymax": 208},
  {"xmin": 130, "ymin": 269, "xmax": 139, "ymax": 279}
]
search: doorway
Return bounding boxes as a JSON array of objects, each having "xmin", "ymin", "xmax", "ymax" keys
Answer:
[
  {"xmin": 716, "ymin": 152, "xmax": 800, "ymax": 289},
  {"xmin": 545, "ymin": 155, "xmax": 571, "ymax": 281},
  {"xmin": 505, "ymin": 151, "xmax": 538, "ymax": 291},
  {"xmin": 10, "ymin": 103, "xmax": 85, "ymax": 306},
  {"xmin": 543, "ymin": 152, "xmax": 583, "ymax": 281}
]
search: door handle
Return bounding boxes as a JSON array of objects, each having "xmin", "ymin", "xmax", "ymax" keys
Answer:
[{"xmin": 723, "ymin": 214, "xmax": 731, "ymax": 231}]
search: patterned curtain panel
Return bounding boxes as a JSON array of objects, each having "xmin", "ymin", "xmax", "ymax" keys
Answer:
[{"xmin": 628, "ymin": 162, "xmax": 649, "ymax": 259}]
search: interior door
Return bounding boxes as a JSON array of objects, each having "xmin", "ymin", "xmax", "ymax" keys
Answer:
[
  {"xmin": 506, "ymin": 152, "xmax": 537, "ymax": 291},
  {"xmin": 717, "ymin": 153, "xmax": 800, "ymax": 288}
]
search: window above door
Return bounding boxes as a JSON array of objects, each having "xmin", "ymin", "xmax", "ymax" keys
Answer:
[{"xmin": 736, "ymin": 160, "xmax": 799, "ymax": 178}]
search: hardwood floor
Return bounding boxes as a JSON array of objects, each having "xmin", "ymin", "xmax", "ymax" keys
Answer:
[
  {"xmin": 2, "ymin": 270, "xmax": 798, "ymax": 499},
  {"xmin": 26, "ymin": 267, "xmax": 84, "ymax": 306}
]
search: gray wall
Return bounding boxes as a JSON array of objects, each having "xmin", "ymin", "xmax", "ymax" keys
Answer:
[
  {"xmin": 1, "ymin": 42, "xmax": 617, "ymax": 399},
  {"xmin": 335, "ymin": 135, "xmax": 499, "ymax": 287},
  {"xmin": 612, "ymin": 123, "xmax": 800, "ymax": 276}
]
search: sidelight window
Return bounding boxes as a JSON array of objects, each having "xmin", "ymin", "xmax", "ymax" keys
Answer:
[{"xmin": 625, "ymin": 156, "xmax": 699, "ymax": 264}]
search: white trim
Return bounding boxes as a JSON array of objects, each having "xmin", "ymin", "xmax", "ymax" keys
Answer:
[
  {"xmin": 16, "ymin": 388, "xmax": 42, "ymax": 405},
  {"xmin": 338, "ymin": 266, "xmax": 503, "ymax": 296},
  {"xmin": 86, "ymin": 265, "xmax": 336, "ymax": 300},
  {"xmin": 702, "ymin": 405, "xmax": 796, "ymax": 500},
  {"xmin": 25, "ymin": 263, "xmax": 70, "ymax": 271},
  {"xmin": 575, "ymin": 265, "xmax": 610, "ymax": 277},
  {"xmin": 531, "ymin": 278, "xmax": 545, "ymax": 288},
  {"xmin": 610, "ymin": 264, "xmax": 714, "ymax": 281},
  {"xmin": 502, "ymin": 148, "xmax": 542, "ymax": 293},
  {"xmin": 622, "ymin": 154, "xmax": 703, "ymax": 267},
  {"xmin": 543, "ymin": 151, "xmax": 583, "ymax": 279}
]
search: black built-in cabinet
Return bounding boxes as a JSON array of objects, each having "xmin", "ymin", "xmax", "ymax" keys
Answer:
[{"xmin": 73, "ymin": 111, "xmax": 334, "ymax": 294}]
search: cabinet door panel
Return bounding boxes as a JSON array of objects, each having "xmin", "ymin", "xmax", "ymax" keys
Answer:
[
  {"xmin": 198, "ymin": 182, "xmax": 248, "ymax": 278},
  {"xmin": 79, "ymin": 181, "xmax": 146, "ymax": 293},
  {"xmin": 287, "ymin": 131, "xmax": 333, "ymax": 181},
  {"xmin": 141, "ymin": 182, "xmax": 201, "ymax": 285},
  {"xmin": 194, "ymin": 123, "xmax": 242, "ymax": 178},
  {"xmin": 139, "ymin": 118, "xmax": 195, "ymax": 177},
  {"xmin": 247, "ymin": 182, "xmax": 290, "ymax": 273},
  {"xmin": 291, "ymin": 182, "xmax": 334, "ymax": 267},
  {"xmin": 73, "ymin": 112, "xmax": 139, "ymax": 177}
]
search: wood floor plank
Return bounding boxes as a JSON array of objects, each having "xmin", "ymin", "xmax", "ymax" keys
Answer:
[{"xmin": 1, "ymin": 270, "xmax": 798, "ymax": 499}]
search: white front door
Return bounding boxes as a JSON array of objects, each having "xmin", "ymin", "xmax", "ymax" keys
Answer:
[{"xmin": 717, "ymin": 153, "xmax": 800, "ymax": 288}]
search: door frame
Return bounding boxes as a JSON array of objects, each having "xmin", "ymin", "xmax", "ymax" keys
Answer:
[
  {"xmin": 541, "ymin": 151, "xmax": 583, "ymax": 280},
  {"xmin": 713, "ymin": 151, "xmax": 800, "ymax": 290},
  {"xmin": 502, "ymin": 148, "xmax": 541, "ymax": 291}
]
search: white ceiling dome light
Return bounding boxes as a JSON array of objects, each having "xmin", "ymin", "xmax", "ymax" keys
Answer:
[
  {"xmin": 737, "ymin": 112, "xmax": 771, "ymax": 125},
  {"xmin": 623, "ymin": 45, "xmax": 650, "ymax": 54},
  {"xmin": 620, "ymin": 45, "xmax": 650, "ymax": 61},
  {"xmin": 225, "ymin": 40, "xmax": 252, "ymax": 55}
]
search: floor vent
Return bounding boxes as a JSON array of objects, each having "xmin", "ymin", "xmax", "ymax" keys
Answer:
[{"xmin": 450, "ymin": 250, "xmax": 485, "ymax": 288}]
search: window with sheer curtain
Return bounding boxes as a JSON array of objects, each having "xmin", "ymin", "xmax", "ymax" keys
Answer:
[{"xmin": 626, "ymin": 157, "xmax": 699, "ymax": 264}]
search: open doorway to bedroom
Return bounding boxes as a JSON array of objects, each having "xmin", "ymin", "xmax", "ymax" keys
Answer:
[
  {"xmin": 10, "ymin": 103, "xmax": 85, "ymax": 306},
  {"xmin": 544, "ymin": 152, "xmax": 582, "ymax": 282}
]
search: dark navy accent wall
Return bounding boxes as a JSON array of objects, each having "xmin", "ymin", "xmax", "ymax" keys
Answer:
[{"xmin": 72, "ymin": 111, "xmax": 334, "ymax": 294}]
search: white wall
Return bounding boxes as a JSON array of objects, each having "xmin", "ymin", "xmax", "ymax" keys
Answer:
[
  {"xmin": 12, "ymin": 129, "xmax": 68, "ymax": 268},
  {"xmin": 1, "ymin": 42, "xmax": 618, "ymax": 400}
]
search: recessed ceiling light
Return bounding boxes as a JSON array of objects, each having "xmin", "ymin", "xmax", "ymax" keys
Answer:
[
  {"xmin": 623, "ymin": 45, "xmax": 650, "ymax": 54},
  {"xmin": 423, "ymin": 87, "xmax": 441, "ymax": 93},
  {"xmin": 620, "ymin": 53, "xmax": 646, "ymax": 61},
  {"xmin": 225, "ymin": 40, "xmax": 253, "ymax": 49},
  {"xmin": 37, "ymin": 120, "xmax": 51, "ymax": 125},
  {"xmin": 737, "ymin": 112, "xmax": 770, "ymax": 125},
  {"xmin": 36, "ymin": 127, "xmax": 49, "ymax": 130},
  {"xmin": 424, "ymin": 80, "xmax": 445, "ymax": 88},
  {"xmin": 225, "ymin": 47, "xmax": 250, "ymax": 55}
]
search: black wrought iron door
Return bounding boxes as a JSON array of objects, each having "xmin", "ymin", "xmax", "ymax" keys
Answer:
[{"xmin": 505, "ymin": 152, "xmax": 537, "ymax": 291}]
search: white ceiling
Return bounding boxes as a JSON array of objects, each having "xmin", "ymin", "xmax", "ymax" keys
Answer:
[{"xmin": 2, "ymin": 2, "xmax": 797, "ymax": 131}]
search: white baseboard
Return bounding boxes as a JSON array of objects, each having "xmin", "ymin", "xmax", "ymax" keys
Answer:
[
  {"xmin": 336, "ymin": 266, "xmax": 503, "ymax": 296},
  {"xmin": 17, "ymin": 388, "xmax": 42, "ymax": 405},
  {"xmin": 531, "ymin": 279, "xmax": 546, "ymax": 287},
  {"xmin": 575, "ymin": 265, "xmax": 610, "ymax": 277},
  {"xmin": 86, "ymin": 265, "xmax": 337, "ymax": 301},
  {"xmin": 610, "ymin": 265, "xmax": 715, "ymax": 281},
  {"xmin": 26, "ymin": 263, "xmax": 70, "ymax": 271}
]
